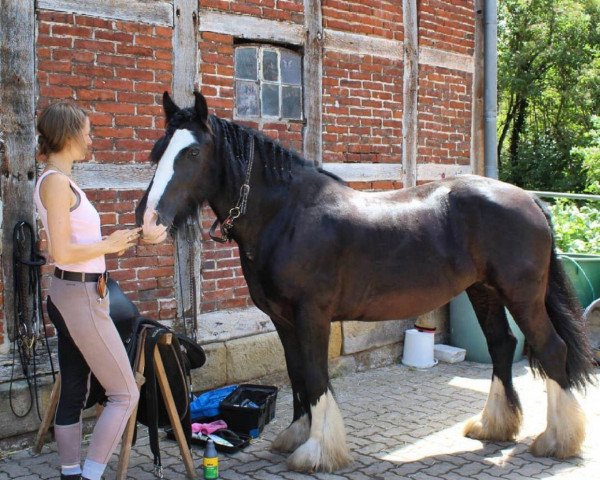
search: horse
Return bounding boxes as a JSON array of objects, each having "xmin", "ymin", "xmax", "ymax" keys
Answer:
[{"xmin": 135, "ymin": 91, "xmax": 595, "ymax": 473}]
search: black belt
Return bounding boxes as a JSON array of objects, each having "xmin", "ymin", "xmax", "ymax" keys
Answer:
[{"xmin": 54, "ymin": 267, "xmax": 104, "ymax": 283}]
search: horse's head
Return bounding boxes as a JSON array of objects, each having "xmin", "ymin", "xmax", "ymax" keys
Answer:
[{"xmin": 136, "ymin": 91, "xmax": 216, "ymax": 243}]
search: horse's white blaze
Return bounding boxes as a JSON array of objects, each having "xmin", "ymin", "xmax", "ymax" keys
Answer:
[
  {"xmin": 287, "ymin": 390, "xmax": 352, "ymax": 472},
  {"xmin": 530, "ymin": 379, "xmax": 586, "ymax": 458},
  {"xmin": 142, "ymin": 129, "xmax": 196, "ymax": 242},
  {"xmin": 271, "ymin": 414, "xmax": 310, "ymax": 453},
  {"xmin": 147, "ymin": 129, "xmax": 196, "ymax": 211},
  {"xmin": 464, "ymin": 375, "xmax": 522, "ymax": 441}
]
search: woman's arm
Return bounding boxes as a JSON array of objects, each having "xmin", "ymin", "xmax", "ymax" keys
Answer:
[{"xmin": 41, "ymin": 173, "xmax": 138, "ymax": 264}]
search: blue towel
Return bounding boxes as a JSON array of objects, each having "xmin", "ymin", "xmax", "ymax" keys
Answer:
[{"xmin": 190, "ymin": 384, "xmax": 238, "ymax": 419}]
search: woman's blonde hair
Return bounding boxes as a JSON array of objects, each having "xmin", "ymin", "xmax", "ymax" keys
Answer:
[{"xmin": 37, "ymin": 101, "xmax": 87, "ymax": 156}]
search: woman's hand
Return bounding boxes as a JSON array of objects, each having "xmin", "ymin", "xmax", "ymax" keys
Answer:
[{"xmin": 104, "ymin": 228, "xmax": 141, "ymax": 255}]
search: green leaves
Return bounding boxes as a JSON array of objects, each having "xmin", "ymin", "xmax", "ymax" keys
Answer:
[
  {"xmin": 498, "ymin": 0, "xmax": 600, "ymax": 192},
  {"xmin": 550, "ymin": 198, "xmax": 600, "ymax": 253}
]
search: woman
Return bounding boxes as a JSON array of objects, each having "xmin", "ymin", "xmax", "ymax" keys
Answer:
[{"xmin": 34, "ymin": 101, "xmax": 140, "ymax": 480}]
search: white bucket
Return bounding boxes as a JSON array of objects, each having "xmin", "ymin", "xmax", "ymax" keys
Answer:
[{"xmin": 402, "ymin": 329, "xmax": 437, "ymax": 368}]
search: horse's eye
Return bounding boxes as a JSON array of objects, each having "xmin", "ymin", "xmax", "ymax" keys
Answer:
[{"xmin": 190, "ymin": 148, "xmax": 200, "ymax": 156}]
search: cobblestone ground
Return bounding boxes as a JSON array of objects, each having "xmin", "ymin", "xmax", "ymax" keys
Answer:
[{"xmin": 1, "ymin": 360, "xmax": 599, "ymax": 479}]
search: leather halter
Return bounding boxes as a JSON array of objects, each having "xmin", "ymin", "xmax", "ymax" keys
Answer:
[{"xmin": 209, "ymin": 136, "xmax": 255, "ymax": 243}]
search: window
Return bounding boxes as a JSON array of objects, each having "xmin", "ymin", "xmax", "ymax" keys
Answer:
[{"xmin": 234, "ymin": 45, "xmax": 303, "ymax": 121}]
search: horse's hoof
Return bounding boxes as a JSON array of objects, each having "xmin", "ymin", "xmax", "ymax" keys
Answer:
[
  {"xmin": 271, "ymin": 415, "xmax": 310, "ymax": 453},
  {"xmin": 287, "ymin": 438, "xmax": 352, "ymax": 473},
  {"xmin": 530, "ymin": 429, "xmax": 584, "ymax": 459},
  {"xmin": 463, "ymin": 411, "xmax": 520, "ymax": 442}
]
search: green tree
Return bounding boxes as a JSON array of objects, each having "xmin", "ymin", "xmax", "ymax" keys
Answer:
[{"xmin": 497, "ymin": 0, "xmax": 600, "ymax": 192}]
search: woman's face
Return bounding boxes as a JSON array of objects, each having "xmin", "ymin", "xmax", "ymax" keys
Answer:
[{"xmin": 68, "ymin": 116, "xmax": 92, "ymax": 160}]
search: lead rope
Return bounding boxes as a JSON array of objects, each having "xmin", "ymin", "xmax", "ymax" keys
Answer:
[
  {"xmin": 9, "ymin": 221, "xmax": 56, "ymax": 419},
  {"xmin": 174, "ymin": 218, "xmax": 199, "ymax": 341}
]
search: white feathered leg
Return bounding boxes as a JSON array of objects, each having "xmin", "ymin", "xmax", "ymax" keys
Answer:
[{"xmin": 287, "ymin": 390, "xmax": 352, "ymax": 472}]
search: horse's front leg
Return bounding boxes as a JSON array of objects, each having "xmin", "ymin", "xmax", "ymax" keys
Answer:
[
  {"xmin": 271, "ymin": 321, "xmax": 311, "ymax": 453},
  {"xmin": 286, "ymin": 305, "xmax": 352, "ymax": 473}
]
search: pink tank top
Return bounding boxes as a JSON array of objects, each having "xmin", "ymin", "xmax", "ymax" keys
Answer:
[{"xmin": 34, "ymin": 170, "xmax": 106, "ymax": 273}]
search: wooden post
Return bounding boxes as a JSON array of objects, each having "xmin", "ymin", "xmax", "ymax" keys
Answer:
[
  {"xmin": 303, "ymin": 0, "xmax": 324, "ymax": 166},
  {"xmin": 173, "ymin": 0, "xmax": 203, "ymax": 337},
  {"xmin": 0, "ymin": 0, "xmax": 37, "ymax": 340},
  {"xmin": 402, "ymin": 0, "xmax": 419, "ymax": 188},
  {"xmin": 471, "ymin": 0, "xmax": 485, "ymax": 176},
  {"xmin": 153, "ymin": 333, "xmax": 196, "ymax": 479},
  {"xmin": 33, "ymin": 374, "xmax": 62, "ymax": 453},
  {"xmin": 116, "ymin": 329, "xmax": 148, "ymax": 480}
]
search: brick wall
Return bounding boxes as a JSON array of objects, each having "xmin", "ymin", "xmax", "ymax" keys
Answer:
[
  {"xmin": 323, "ymin": 0, "xmax": 403, "ymax": 41},
  {"xmin": 322, "ymin": 51, "xmax": 403, "ymax": 166},
  {"xmin": 200, "ymin": 0, "xmax": 304, "ymax": 23},
  {"xmin": 35, "ymin": 11, "xmax": 176, "ymax": 320},
  {"xmin": 417, "ymin": 65, "xmax": 472, "ymax": 168},
  {"xmin": 419, "ymin": 0, "xmax": 475, "ymax": 55},
  {"xmin": 417, "ymin": 0, "xmax": 474, "ymax": 171}
]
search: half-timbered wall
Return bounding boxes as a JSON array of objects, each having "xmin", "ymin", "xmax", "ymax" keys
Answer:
[{"xmin": 0, "ymin": 0, "xmax": 479, "ymax": 348}]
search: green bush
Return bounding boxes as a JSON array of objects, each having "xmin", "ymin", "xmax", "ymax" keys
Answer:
[{"xmin": 549, "ymin": 198, "xmax": 600, "ymax": 253}]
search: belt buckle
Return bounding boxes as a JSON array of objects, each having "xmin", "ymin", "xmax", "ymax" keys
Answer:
[{"xmin": 80, "ymin": 272, "xmax": 86, "ymax": 282}]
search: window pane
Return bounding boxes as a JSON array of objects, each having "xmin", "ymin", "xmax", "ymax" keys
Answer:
[
  {"xmin": 236, "ymin": 80, "xmax": 259, "ymax": 116},
  {"xmin": 261, "ymin": 84, "xmax": 279, "ymax": 117},
  {"xmin": 235, "ymin": 47, "xmax": 257, "ymax": 80},
  {"xmin": 282, "ymin": 86, "xmax": 302, "ymax": 119},
  {"xmin": 262, "ymin": 50, "xmax": 279, "ymax": 81},
  {"xmin": 281, "ymin": 50, "xmax": 302, "ymax": 85}
]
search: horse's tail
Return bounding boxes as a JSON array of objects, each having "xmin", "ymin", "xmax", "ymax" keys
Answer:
[{"xmin": 531, "ymin": 196, "xmax": 596, "ymax": 390}]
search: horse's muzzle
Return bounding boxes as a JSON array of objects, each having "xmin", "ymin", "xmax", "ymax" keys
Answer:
[{"xmin": 141, "ymin": 207, "xmax": 168, "ymax": 244}]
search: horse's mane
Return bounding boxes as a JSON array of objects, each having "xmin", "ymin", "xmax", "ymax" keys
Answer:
[{"xmin": 208, "ymin": 115, "xmax": 333, "ymax": 191}]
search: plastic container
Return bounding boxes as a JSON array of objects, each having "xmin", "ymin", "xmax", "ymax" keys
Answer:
[
  {"xmin": 401, "ymin": 329, "xmax": 437, "ymax": 368},
  {"xmin": 559, "ymin": 253, "xmax": 600, "ymax": 309},
  {"xmin": 450, "ymin": 291, "xmax": 525, "ymax": 363},
  {"xmin": 434, "ymin": 344, "xmax": 466, "ymax": 363},
  {"xmin": 220, "ymin": 384, "xmax": 278, "ymax": 438}
]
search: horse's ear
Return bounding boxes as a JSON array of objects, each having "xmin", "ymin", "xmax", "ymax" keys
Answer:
[
  {"xmin": 193, "ymin": 90, "xmax": 208, "ymax": 123},
  {"xmin": 163, "ymin": 91, "xmax": 180, "ymax": 121}
]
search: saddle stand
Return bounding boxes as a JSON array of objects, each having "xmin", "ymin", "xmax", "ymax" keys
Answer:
[{"xmin": 33, "ymin": 327, "xmax": 195, "ymax": 479}]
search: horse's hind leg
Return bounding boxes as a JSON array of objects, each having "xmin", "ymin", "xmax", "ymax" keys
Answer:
[
  {"xmin": 271, "ymin": 322, "xmax": 310, "ymax": 453},
  {"xmin": 505, "ymin": 295, "xmax": 586, "ymax": 458},
  {"xmin": 286, "ymin": 305, "xmax": 352, "ymax": 472},
  {"xmin": 463, "ymin": 283, "xmax": 523, "ymax": 441}
]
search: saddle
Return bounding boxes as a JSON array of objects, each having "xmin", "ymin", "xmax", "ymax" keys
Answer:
[{"xmin": 85, "ymin": 278, "xmax": 206, "ymax": 471}]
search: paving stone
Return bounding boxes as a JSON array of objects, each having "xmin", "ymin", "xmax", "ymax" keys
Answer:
[{"xmin": 1, "ymin": 362, "xmax": 599, "ymax": 479}]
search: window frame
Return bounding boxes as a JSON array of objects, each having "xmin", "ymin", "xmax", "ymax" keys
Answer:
[{"xmin": 233, "ymin": 44, "xmax": 303, "ymax": 122}]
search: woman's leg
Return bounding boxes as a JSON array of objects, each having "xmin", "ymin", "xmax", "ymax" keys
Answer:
[
  {"xmin": 47, "ymin": 297, "xmax": 91, "ymax": 477},
  {"xmin": 49, "ymin": 279, "xmax": 139, "ymax": 480}
]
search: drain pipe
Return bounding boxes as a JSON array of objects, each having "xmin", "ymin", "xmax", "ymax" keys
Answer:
[{"xmin": 483, "ymin": 0, "xmax": 498, "ymax": 179}]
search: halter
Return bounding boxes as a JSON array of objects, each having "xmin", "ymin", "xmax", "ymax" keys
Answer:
[{"xmin": 209, "ymin": 135, "xmax": 255, "ymax": 243}]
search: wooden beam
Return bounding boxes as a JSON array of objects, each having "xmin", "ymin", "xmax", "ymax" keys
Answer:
[
  {"xmin": 199, "ymin": 11, "xmax": 304, "ymax": 45},
  {"xmin": 324, "ymin": 30, "xmax": 401, "ymax": 59},
  {"xmin": 322, "ymin": 162, "xmax": 470, "ymax": 183},
  {"xmin": 1, "ymin": 0, "xmax": 36, "ymax": 341},
  {"xmin": 37, "ymin": 0, "xmax": 174, "ymax": 26},
  {"xmin": 402, "ymin": 0, "xmax": 418, "ymax": 188},
  {"xmin": 471, "ymin": 0, "xmax": 485, "ymax": 175},
  {"xmin": 70, "ymin": 163, "xmax": 155, "ymax": 190},
  {"xmin": 303, "ymin": 0, "xmax": 323, "ymax": 166},
  {"xmin": 172, "ymin": 0, "xmax": 202, "ymax": 337}
]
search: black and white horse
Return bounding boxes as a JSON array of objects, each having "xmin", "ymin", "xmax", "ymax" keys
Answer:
[{"xmin": 135, "ymin": 91, "xmax": 595, "ymax": 472}]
